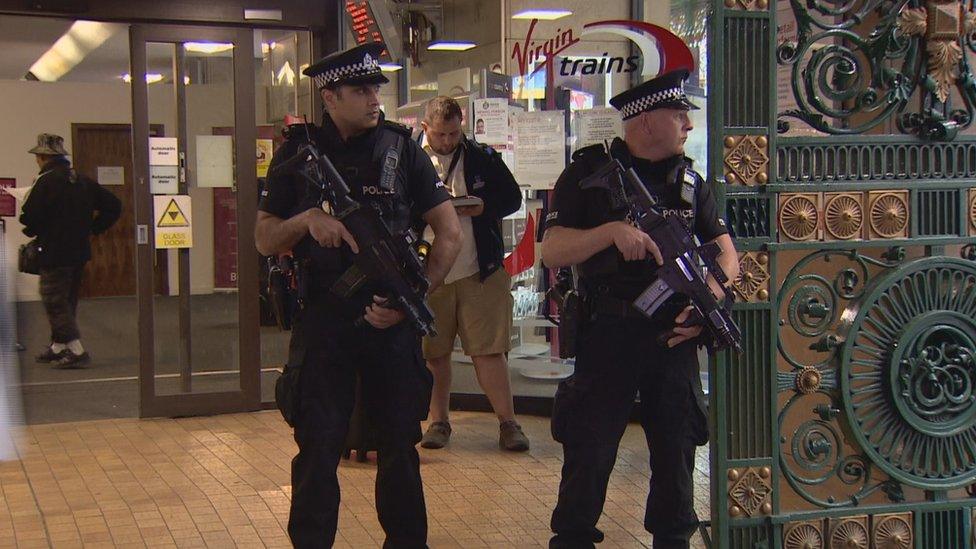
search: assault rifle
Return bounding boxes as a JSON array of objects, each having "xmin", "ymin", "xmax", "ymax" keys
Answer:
[
  {"xmin": 580, "ymin": 158, "xmax": 742, "ymax": 353},
  {"xmin": 270, "ymin": 125, "xmax": 436, "ymax": 336}
]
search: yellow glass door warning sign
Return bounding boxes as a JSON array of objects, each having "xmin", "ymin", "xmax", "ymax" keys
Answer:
[
  {"xmin": 153, "ymin": 195, "xmax": 192, "ymax": 249},
  {"xmin": 157, "ymin": 198, "xmax": 189, "ymax": 227}
]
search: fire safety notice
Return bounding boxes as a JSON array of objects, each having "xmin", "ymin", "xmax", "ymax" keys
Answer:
[{"xmin": 154, "ymin": 195, "xmax": 192, "ymax": 249}]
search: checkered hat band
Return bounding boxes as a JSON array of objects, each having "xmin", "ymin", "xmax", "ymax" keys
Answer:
[
  {"xmin": 313, "ymin": 59, "xmax": 380, "ymax": 89},
  {"xmin": 620, "ymin": 87, "xmax": 685, "ymax": 119}
]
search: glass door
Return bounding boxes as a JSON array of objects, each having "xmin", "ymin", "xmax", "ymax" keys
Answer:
[{"xmin": 129, "ymin": 25, "xmax": 259, "ymax": 417}]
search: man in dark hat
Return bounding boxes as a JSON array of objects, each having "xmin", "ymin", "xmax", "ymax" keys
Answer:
[
  {"xmin": 541, "ymin": 69, "xmax": 739, "ymax": 548},
  {"xmin": 21, "ymin": 133, "xmax": 121, "ymax": 368},
  {"xmin": 255, "ymin": 42, "xmax": 461, "ymax": 548}
]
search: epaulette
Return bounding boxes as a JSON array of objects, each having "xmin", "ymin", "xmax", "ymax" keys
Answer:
[
  {"xmin": 383, "ymin": 120, "xmax": 413, "ymax": 138},
  {"xmin": 571, "ymin": 143, "xmax": 611, "ymax": 175},
  {"xmin": 571, "ymin": 143, "xmax": 609, "ymax": 164}
]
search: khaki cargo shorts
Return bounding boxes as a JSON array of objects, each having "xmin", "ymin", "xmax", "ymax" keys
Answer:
[{"xmin": 422, "ymin": 269, "xmax": 514, "ymax": 359}]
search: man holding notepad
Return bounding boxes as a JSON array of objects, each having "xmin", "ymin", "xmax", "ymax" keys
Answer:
[{"xmin": 416, "ymin": 96, "xmax": 529, "ymax": 451}]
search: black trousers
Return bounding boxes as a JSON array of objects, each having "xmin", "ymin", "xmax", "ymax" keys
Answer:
[
  {"xmin": 39, "ymin": 265, "xmax": 84, "ymax": 344},
  {"xmin": 287, "ymin": 303, "xmax": 433, "ymax": 549},
  {"xmin": 549, "ymin": 316, "xmax": 708, "ymax": 549}
]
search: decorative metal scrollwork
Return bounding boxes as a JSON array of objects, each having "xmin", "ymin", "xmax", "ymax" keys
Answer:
[
  {"xmin": 777, "ymin": 250, "xmax": 909, "ymax": 508},
  {"xmin": 777, "ymin": 0, "xmax": 976, "ymax": 140},
  {"xmin": 839, "ymin": 258, "xmax": 976, "ymax": 488},
  {"xmin": 780, "ymin": 194, "xmax": 821, "ymax": 241}
]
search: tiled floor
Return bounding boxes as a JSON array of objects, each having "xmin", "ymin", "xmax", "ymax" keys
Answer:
[{"xmin": 0, "ymin": 411, "xmax": 710, "ymax": 548}]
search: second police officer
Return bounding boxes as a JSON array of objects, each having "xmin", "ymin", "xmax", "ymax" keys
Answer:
[
  {"xmin": 541, "ymin": 69, "xmax": 740, "ymax": 549},
  {"xmin": 255, "ymin": 42, "xmax": 462, "ymax": 548}
]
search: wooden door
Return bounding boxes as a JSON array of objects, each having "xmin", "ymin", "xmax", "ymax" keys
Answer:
[{"xmin": 71, "ymin": 123, "xmax": 167, "ymax": 297}]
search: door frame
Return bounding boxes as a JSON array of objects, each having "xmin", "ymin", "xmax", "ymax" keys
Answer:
[{"xmin": 130, "ymin": 24, "xmax": 260, "ymax": 417}]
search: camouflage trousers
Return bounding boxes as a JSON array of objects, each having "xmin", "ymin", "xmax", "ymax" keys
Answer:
[{"xmin": 39, "ymin": 266, "xmax": 84, "ymax": 344}]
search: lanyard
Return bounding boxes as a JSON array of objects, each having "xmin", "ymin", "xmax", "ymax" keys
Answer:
[{"xmin": 442, "ymin": 147, "xmax": 462, "ymax": 191}]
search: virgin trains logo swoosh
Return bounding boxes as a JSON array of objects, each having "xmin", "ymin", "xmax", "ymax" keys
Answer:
[
  {"xmin": 581, "ymin": 20, "xmax": 695, "ymax": 77},
  {"xmin": 511, "ymin": 18, "xmax": 695, "ymax": 79}
]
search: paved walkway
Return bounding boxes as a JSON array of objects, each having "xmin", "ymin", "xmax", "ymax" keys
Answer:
[{"xmin": 0, "ymin": 411, "xmax": 710, "ymax": 548}]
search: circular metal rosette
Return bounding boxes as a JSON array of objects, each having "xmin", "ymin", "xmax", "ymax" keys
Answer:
[{"xmin": 838, "ymin": 258, "xmax": 976, "ymax": 489}]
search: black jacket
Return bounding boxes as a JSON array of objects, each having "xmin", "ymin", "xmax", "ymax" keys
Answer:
[
  {"xmin": 418, "ymin": 133, "xmax": 523, "ymax": 280},
  {"xmin": 21, "ymin": 157, "xmax": 122, "ymax": 268}
]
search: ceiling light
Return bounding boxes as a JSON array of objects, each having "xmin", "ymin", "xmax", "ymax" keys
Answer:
[
  {"xmin": 427, "ymin": 41, "xmax": 476, "ymax": 52},
  {"xmin": 409, "ymin": 82, "xmax": 438, "ymax": 91},
  {"xmin": 27, "ymin": 21, "xmax": 120, "ymax": 81},
  {"xmin": 379, "ymin": 63, "xmax": 403, "ymax": 72},
  {"xmin": 512, "ymin": 9, "xmax": 573, "ymax": 20},
  {"xmin": 121, "ymin": 73, "xmax": 164, "ymax": 84},
  {"xmin": 184, "ymin": 42, "xmax": 234, "ymax": 54}
]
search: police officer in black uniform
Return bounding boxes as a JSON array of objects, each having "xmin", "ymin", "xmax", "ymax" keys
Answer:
[
  {"xmin": 255, "ymin": 42, "xmax": 462, "ymax": 548},
  {"xmin": 542, "ymin": 69, "xmax": 739, "ymax": 549}
]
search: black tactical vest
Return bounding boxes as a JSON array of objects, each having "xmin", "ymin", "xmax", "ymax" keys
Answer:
[
  {"xmin": 292, "ymin": 120, "xmax": 411, "ymax": 281},
  {"xmin": 573, "ymin": 138, "xmax": 700, "ymax": 299}
]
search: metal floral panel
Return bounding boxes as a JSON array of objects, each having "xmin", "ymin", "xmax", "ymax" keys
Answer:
[
  {"xmin": 828, "ymin": 515, "xmax": 869, "ymax": 549},
  {"xmin": 969, "ymin": 188, "xmax": 976, "ymax": 235},
  {"xmin": 823, "ymin": 192, "xmax": 865, "ymax": 241},
  {"xmin": 783, "ymin": 520, "xmax": 824, "ymax": 549},
  {"xmin": 871, "ymin": 513, "xmax": 913, "ymax": 548},
  {"xmin": 732, "ymin": 252, "xmax": 770, "ymax": 302},
  {"xmin": 724, "ymin": 135, "xmax": 770, "ymax": 186},
  {"xmin": 779, "ymin": 193, "xmax": 822, "ymax": 241}
]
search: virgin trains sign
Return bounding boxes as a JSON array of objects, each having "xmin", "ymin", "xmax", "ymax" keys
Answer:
[{"xmin": 511, "ymin": 18, "xmax": 695, "ymax": 78}]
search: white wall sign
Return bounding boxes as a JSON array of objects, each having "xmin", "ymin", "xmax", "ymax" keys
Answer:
[
  {"xmin": 149, "ymin": 137, "xmax": 178, "ymax": 166},
  {"xmin": 512, "ymin": 110, "xmax": 566, "ymax": 190},
  {"xmin": 574, "ymin": 108, "xmax": 622, "ymax": 151},
  {"xmin": 150, "ymin": 165, "xmax": 179, "ymax": 195},
  {"xmin": 96, "ymin": 166, "xmax": 125, "ymax": 186},
  {"xmin": 196, "ymin": 135, "xmax": 234, "ymax": 188},
  {"xmin": 154, "ymin": 195, "xmax": 192, "ymax": 249}
]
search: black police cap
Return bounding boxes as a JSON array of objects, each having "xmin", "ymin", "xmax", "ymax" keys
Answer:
[
  {"xmin": 303, "ymin": 42, "xmax": 390, "ymax": 90},
  {"xmin": 609, "ymin": 68, "xmax": 699, "ymax": 120}
]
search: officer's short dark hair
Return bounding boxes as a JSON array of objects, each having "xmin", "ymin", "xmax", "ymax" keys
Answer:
[{"xmin": 424, "ymin": 96, "xmax": 463, "ymax": 123}]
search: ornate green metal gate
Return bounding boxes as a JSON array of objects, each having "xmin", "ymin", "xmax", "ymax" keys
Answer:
[{"xmin": 708, "ymin": 0, "xmax": 976, "ymax": 546}]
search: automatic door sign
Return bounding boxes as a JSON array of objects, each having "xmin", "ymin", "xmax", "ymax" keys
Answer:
[{"xmin": 154, "ymin": 195, "xmax": 192, "ymax": 249}]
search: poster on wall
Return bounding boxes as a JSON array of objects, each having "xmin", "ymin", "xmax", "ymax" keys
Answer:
[
  {"xmin": 196, "ymin": 135, "xmax": 234, "ymax": 188},
  {"xmin": 472, "ymin": 98, "xmax": 509, "ymax": 145},
  {"xmin": 573, "ymin": 108, "xmax": 622, "ymax": 151},
  {"xmin": 512, "ymin": 111, "xmax": 566, "ymax": 190}
]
